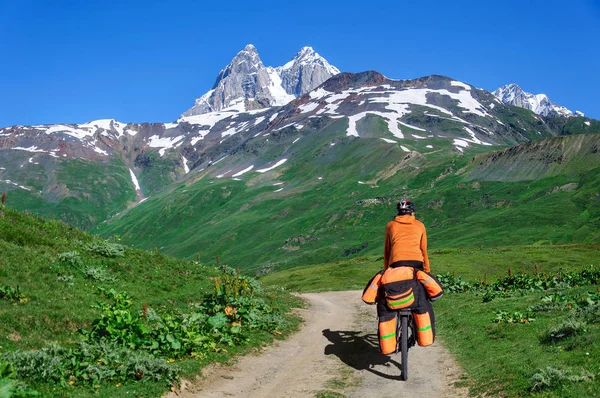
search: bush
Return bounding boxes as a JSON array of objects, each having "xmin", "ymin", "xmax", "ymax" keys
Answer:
[
  {"xmin": 0, "ymin": 360, "xmax": 40, "ymax": 397},
  {"xmin": 57, "ymin": 251, "xmax": 83, "ymax": 267},
  {"xmin": 493, "ymin": 310, "xmax": 535, "ymax": 324},
  {"xmin": 530, "ymin": 366, "xmax": 595, "ymax": 392},
  {"xmin": 86, "ymin": 241, "xmax": 125, "ymax": 258},
  {"xmin": 0, "ymin": 285, "xmax": 27, "ymax": 303},
  {"xmin": 81, "ymin": 266, "xmax": 116, "ymax": 283},
  {"xmin": 3, "ymin": 342, "xmax": 178, "ymax": 387},
  {"xmin": 542, "ymin": 319, "xmax": 586, "ymax": 343}
]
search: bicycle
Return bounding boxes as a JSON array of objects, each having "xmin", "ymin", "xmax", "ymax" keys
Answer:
[{"xmin": 395, "ymin": 308, "xmax": 416, "ymax": 381}]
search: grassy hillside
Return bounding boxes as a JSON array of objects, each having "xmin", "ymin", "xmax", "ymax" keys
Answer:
[
  {"xmin": 0, "ymin": 155, "xmax": 137, "ymax": 230},
  {"xmin": 259, "ymin": 247, "xmax": 600, "ymax": 397},
  {"xmin": 96, "ymin": 134, "xmax": 600, "ymax": 274},
  {"xmin": 0, "ymin": 207, "xmax": 301, "ymax": 397}
]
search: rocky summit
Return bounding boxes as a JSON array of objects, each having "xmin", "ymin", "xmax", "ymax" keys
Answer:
[
  {"xmin": 180, "ymin": 45, "xmax": 339, "ymax": 117},
  {"xmin": 493, "ymin": 83, "xmax": 577, "ymax": 117}
]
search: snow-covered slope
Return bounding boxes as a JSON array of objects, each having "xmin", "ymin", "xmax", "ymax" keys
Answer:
[
  {"xmin": 493, "ymin": 83, "xmax": 575, "ymax": 117},
  {"xmin": 181, "ymin": 45, "xmax": 339, "ymax": 117}
]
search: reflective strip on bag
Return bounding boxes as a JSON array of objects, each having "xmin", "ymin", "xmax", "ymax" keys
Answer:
[{"xmin": 388, "ymin": 293, "xmax": 414, "ymax": 307}]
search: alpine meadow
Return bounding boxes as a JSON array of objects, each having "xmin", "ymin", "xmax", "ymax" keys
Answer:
[{"xmin": 1, "ymin": 41, "xmax": 600, "ymax": 397}]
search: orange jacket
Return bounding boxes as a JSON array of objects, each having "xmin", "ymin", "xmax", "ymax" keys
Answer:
[{"xmin": 384, "ymin": 214, "xmax": 430, "ymax": 272}]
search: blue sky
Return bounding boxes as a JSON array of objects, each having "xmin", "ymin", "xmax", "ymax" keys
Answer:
[{"xmin": 1, "ymin": 0, "xmax": 599, "ymax": 126}]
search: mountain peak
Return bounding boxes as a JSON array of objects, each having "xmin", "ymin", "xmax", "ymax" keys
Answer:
[
  {"xmin": 493, "ymin": 83, "xmax": 573, "ymax": 117},
  {"xmin": 181, "ymin": 46, "xmax": 340, "ymax": 117},
  {"xmin": 296, "ymin": 46, "xmax": 315, "ymax": 57}
]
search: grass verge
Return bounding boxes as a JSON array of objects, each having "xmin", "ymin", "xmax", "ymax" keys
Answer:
[{"xmin": 260, "ymin": 246, "xmax": 600, "ymax": 397}]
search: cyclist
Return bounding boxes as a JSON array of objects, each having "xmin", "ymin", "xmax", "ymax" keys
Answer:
[
  {"xmin": 383, "ymin": 199, "xmax": 430, "ymax": 272},
  {"xmin": 375, "ymin": 199, "xmax": 433, "ymax": 355}
]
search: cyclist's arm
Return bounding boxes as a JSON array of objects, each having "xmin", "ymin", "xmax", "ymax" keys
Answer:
[
  {"xmin": 384, "ymin": 226, "xmax": 391, "ymax": 270},
  {"xmin": 421, "ymin": 227, "xmax": 430, "ymax": 272}
]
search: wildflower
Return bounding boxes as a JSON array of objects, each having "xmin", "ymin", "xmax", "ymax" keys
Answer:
[{"xmin": 225, "ymin": 306, "xmax": 236, "ymax": 316}]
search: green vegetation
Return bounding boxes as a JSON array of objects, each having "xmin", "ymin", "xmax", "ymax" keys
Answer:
[
  {"xmin": 0, "ymin": 207, "xmax": 302, "ymax": 397},
  {"xmin": 260, "ymin": 247, "xmax": 600, "ymax": 397},
  {"xmin": 0, "ymin": 157, "xmax": 136, "ymax": 231},
  {"xmin": 96, "ymin": 133, "xmax": 600, "ymax": 275}
]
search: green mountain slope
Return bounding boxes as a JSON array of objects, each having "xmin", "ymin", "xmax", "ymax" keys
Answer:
[
  {"xmin": 96, "ymin": 133, "xmax": 600, "ymax": 273},
  {"xmin": 2, "ymin": 73, "xmax": 598, "ymax": 235}
]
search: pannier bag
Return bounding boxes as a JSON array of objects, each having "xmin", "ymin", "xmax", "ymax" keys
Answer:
[
  {"xmin": 361, "ymin": 271, "xmax": 383, "ymax": 304},
  {"xmin": 414, "ymin": 307, "xmax": 434, "ymax": 346},
  {"xmin": 381, "ymin": 266, "xmax": 419, "ymax": 310},
  {"xmin": 378, "ymin": 316, "xmax": 397, "ymax": 355},
  {"xmin": 416, "ymin": 270, "xmax": 444, "ymax": 301}
]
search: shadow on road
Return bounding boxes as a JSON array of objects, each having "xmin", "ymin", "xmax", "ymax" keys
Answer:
[{"xmin": 322, "ymin": 329, "xmax": 403, "ymax": 381}]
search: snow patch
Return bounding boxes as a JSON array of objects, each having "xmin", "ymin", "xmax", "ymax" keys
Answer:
[
  {"xmin": 299, "ymin": 102, "xmax": 320, "ymax": 113},
  {"xmin": 217, "ymin": 170, "xmax": 232, "ymax": 178},
  {"xmin": 400, "ymin": 146, "xmax": 410, "ymax": 152},
  {"xmin": 347, "ymin": 111, "xmax": 404, "ymax": 139},
  {"xmin": 266, "ymin": 67, "xmax": 296, "ymax": 106},
  {"xmin": 585, "ymin": 121, "xmax": 591, "ymax": 126},
  {"xmin": 232, "ymin": 165, "xmax": 254, "ymax": 177},
  {"xmin": 182, "ymin": 156, "xmax": 190, "ymax": 174},
  {"xmin": 257, "ymin": 159, "xmax": 287, "ymax": 173},
  {"xmin": 450, "ymin": 81, "xmax": 471, "ymax": 91},
  {"xmin": 309, "ymin": 88, "xmax": 330, "ymax": 99},
  {"xmin": 147, "ymin": 135, "xmax": 184, "ymax": 157},
  {"xmin": 129, "ymin": 169, "xmax": 141, "ymax": 191},
  {"xmin": 1, "ymin": 180, "xmax": 31, "ymax": 191},
  {"xmin": 380, "ymin": 138, "xmax": 397, "ymax": 144}
]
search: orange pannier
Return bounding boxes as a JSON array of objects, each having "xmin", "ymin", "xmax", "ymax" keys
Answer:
[
  {"xmin": 361, "ymin": 271, "xmax": 383, "ymax": 304},
  {"xmin": 413, "ymin": 309, "xmax": 434, "ymax": 346},
  {"xmin": 378, "ymin": 317, "xmax": 397, "ymax": 355},
  {"xmin": 381, "ymin": 266, "xmax": 419, "ymax": 310},
  {"xmin": 416, "ymin": 270, "xmax": 444, "ymax": 301}
]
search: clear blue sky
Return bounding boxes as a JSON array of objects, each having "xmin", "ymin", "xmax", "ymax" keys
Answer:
[{"xmin": 1, "ymin": 0, "xmax": 599, "ymax": 126}]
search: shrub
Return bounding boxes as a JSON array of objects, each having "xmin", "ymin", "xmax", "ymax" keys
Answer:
[
  {"xmin": 0, "ymin": 360, "xmax": 40, "ymax": 397},
  {"xmin": 530, "ymin": 366, "xmax": 595, "ymax": 392},
  {"xmin": 86, "ymin": 241, "xmax": 125, "ymax": 258},
  {"xmin": 81, "ymin": 266, "xmax": 116, "ymax": 283},
  {"xmin": 0, "ymin": 285, "xmax": 27, "ymax": 303},
  {"xmin": 3, "ymin": 342, "xmax": 178, "ymax": 387},
  {"xmin": 493, "ymin": 310, "xmax": 535, "ymax": 324},
  {"xmin": 436, "ymin": 273, "xmax": 471, "ymax": 293},
  {"xmin": 542, "ymin": 319, "xmax": 586, "ymax": 343},
  {"xmin": 57, "ymin": 251, "xmax": 83, "ymax": 267}
]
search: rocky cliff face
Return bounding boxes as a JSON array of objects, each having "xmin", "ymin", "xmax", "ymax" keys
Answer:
[
  {"xmin": 181, "ymin": 45, "xmax": 339, "ymax": 117},
  {"xmin": 276, "ymin": 46, "xmax": 340, "ymax": 97},
  {"xmin": 493, "ymin": 83, "xmax": 575, "ymax": 117}
]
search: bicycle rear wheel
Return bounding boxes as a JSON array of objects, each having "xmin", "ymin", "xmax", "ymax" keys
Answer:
[{"xmin": 400, "ymin": 314, "xmax": 408, "ymax": 380}]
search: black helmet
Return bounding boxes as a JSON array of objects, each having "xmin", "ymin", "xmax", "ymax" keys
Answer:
[{"xmin": 397, "ymin": 199, "xmax": 415, "ymax": 215}]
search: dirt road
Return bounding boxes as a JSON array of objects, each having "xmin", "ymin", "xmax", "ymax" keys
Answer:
[{"xmin": 167, "ymin": 291, "xmax": 468, "ymax": 398}]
